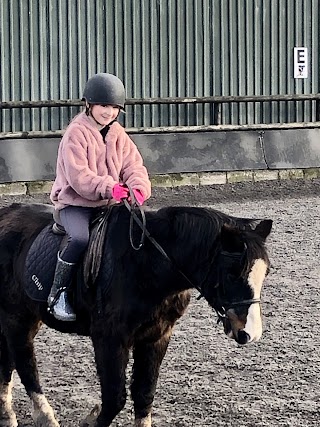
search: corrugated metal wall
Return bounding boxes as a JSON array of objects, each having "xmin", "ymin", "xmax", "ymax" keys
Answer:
[{"xmin": 0, "ymin": 0, "xmax": 319, "ymax": 132}]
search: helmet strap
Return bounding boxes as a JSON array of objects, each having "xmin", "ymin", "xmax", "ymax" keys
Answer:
[{"xmin": 85, "ymin": 102, "xmax": 90, "ymax": 116}]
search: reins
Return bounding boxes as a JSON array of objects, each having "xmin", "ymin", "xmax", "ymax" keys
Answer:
[
  {"xmin": 123, "ymin": 193, "xmax": 201, "ymax": 294},
  {"xmin": 122, "ymin": 190, "xmax": 261, "ymax": 320}
]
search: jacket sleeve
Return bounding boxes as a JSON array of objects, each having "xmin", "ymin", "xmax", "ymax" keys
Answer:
[
  {"xmin": 61, "ymin": 126, "xmax": 117, "ymax": 201},
  {"xmin": 120, "ymin": 134, "xmax": 152, "ymax": 200}
]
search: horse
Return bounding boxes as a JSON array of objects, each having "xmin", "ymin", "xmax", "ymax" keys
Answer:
[{"xmin": 0, "ymin": 202, "xmax": 272, "ymax": 427}]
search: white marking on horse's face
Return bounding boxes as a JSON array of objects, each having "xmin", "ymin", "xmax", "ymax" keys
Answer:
[{"xmin": 243, "ymin": 258, "xmax": 269, "ymax": 342}]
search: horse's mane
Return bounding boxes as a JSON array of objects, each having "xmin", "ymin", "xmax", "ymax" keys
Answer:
[
  {"xmin": 153, "ymin": 206, "xmax": 269, "ymax": 273},
  {"xmin": 156, "ymin": 205, "xmax": 255, "ymax": 241},
  {"xmin": 150, "ymin": 206, "xmax": 230, "ymax": 264}
]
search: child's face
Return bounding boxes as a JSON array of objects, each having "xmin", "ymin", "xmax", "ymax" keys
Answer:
[{"xmin": 91, "ymin": 104, "xmax": 120, "ymax": 126}]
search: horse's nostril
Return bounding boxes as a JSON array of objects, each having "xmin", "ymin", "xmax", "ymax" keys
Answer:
[{"xmin": 237, "ymin": 330, "xmax": 250, "ymax": 345}]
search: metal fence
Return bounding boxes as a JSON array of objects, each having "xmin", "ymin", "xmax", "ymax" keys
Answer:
[
  {"xmin": 1, "ymin": 93, "xmax": 320, "ymax": 140},
  {"xmin": 0, "ymin": 0, "xmax": 319, "ymax": 133}
]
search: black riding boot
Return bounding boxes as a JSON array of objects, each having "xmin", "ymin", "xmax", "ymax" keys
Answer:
[{"xmin": 47, "ymin": 252, "xmax": 76, "ymax": 322}]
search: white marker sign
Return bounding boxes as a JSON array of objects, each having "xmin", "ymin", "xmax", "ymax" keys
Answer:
[{"xmin": 293, "ymin": 47, "xmax": 308, "ymax": 79}]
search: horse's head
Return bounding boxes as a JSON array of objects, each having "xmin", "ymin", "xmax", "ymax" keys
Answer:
[{"xmin": 204, "ymin": 218, "xmax": 272, "ymax": 345}]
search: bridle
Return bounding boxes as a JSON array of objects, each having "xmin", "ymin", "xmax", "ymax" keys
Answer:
[
  {"xmin": 213, "ymin": 297, "xmax": 261, "ymax": 324},
  {"xmin": 123, "ymin": 194, "xmax": 261, "ymax": 321},
  {"xmin": 212, "ymin": 250, "xmax": 261, "ymax": 323}
]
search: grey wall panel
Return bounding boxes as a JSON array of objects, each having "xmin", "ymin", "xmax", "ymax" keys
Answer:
[
  {"xmin": 263, "ymin": 129, "xmax": 320, "ymax": 169},
  {"xmin": 0, "ymin": 0, "xmax": 319, "ymax": 133},
  {"xmin": 131, "ymin": 131, "xmax": 267, "ymax": 174},
  {"xmin": 0, "ymin": 139, "xmax": 59, "ymax": 182},
  {"xmin": 1, "ymin": 128, "xmax": 320, "ymax": 183},
  {"xmin": 0, "ymin": 131, "xmax": 267, "ymax": 183}
]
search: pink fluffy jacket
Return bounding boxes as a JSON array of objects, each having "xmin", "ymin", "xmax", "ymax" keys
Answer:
[{"xmin": 50, "ymin": 112, "xmax": 151, "ymax": 210}]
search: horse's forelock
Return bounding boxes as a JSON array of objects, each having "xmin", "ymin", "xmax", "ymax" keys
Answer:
[{"xmin": 240, "ymin": 231, "xmax": 270, "ymax": 277}]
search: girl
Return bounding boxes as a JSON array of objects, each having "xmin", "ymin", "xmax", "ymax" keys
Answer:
[{"xmin": 48, "ymin": 73, "xmax": 151, "ymax": 321}]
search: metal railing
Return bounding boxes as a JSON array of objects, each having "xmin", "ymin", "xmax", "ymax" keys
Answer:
[{"xmin": 1, "ymin": 93, "xmax": 320, "ymax": 139}]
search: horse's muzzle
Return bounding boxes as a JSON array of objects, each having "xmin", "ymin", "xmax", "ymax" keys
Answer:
[
  {"xmin": 236, "ymin": 330, "xmax": 250, "ymax": 345},
  {"xmin": 221, "ymin": 317, "xmax": 252, "ymax": 345}
]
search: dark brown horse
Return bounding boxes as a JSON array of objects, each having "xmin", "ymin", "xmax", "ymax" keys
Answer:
[{"xmin": 0, "ymin": 202, "xmax": 272, "ymax": 427}]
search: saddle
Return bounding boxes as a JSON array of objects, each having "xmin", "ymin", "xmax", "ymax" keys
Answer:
[{"xmin": 24, "ymin": 206, "xmax": 116, "ymax": 303}]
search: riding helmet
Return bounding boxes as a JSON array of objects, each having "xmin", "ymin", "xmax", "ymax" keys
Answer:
[{"xmin": 82, "ymin": 73, "xmax": 125, "ymax": 110}]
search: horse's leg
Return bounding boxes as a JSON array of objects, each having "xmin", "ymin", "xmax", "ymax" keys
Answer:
[
  {"xmin": 0, "ymin": 330, "xmax": 17, "ymax": 427},
  {"xmin": 131, "ymin": 328, "xmax": 173, "ymax": 427},
  {"xmin": 2, "ymin": 318, "xmax": 59, "ymax": 427},
  {"xmin": 83, "ymin": 335, "xmax": 129, "ymax": 427}
]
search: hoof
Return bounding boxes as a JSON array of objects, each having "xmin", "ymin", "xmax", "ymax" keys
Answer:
[
  {"xmin": 31, "ymin": 393, "xmax": 60, "ymax": 427},
  {"xmin": 33, "ymin": 412, "xmax": 60, "ymax": 427},
  {"xmin": 135, "ymin": 413, "xmax": 152, "ymax": 427},
  {"xmin": 80, "ymin": 404, "xmax": 101, "ymax": 427},
  {"xmin": 0, "ymin": 408, "xmax": 18, "ymax": 427},
  {"xmin": 0, "ymin": 381, "xmax": 17, "ymax": 427}
]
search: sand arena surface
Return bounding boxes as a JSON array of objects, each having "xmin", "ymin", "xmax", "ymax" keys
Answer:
[{"xmin": 1, "ymin": 179, "xmax": 319, "ymax": 426}]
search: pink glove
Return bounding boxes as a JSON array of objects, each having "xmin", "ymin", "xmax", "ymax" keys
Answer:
[
  {"xmin": 131, "ymin": 189, "xmax": 145, "ymax": 206},
  {"xmin": 112, "ymin": 183, "xmax": 129, "ymax": 201}
]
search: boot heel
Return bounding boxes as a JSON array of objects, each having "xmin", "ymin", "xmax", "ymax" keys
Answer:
[{"xmin": 52, "ymin": 291, "xmax": 76, "ymax": 322}]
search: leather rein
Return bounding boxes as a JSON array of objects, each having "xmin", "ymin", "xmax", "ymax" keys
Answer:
[
  {"xmin": 123, "ymin": 198, "xmax": 197, "ymax": 292},
  {"xmin": 123, "ymin": 193, "xmax": 260, "ymax": 320}
]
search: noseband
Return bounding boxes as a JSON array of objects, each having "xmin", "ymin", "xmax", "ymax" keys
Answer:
[
  {"xmin": 123, "ymin": 199, "xmax": 261, "ymax": 322},
  {"xmin": 214, "ymin": 298, "xmax": 261, "ymax": 323},
  {"xmin": 213, "ymin": 250, "xmax": 261, "ymax": 322}
]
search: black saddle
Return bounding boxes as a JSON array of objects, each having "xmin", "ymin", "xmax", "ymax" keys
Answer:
[{"xmin": 24, "ymin": 207, "xmax": 115, "ymax": 303}]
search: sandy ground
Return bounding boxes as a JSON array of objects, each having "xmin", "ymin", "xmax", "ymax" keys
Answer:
[{"xmin": 1, "ymin": 178, "xmax": 319, "ymax": 427}]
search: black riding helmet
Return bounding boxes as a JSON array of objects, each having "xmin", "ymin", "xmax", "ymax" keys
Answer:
[{"xmin": 82, "ymin": 73, "xmax": 125, "ymax": 110}]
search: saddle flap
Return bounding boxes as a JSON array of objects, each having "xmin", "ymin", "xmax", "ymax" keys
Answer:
[
  {"xmin": 25, "ymin": 225, "xmax": 63, "ymax": 301},
  {"xmin": 83, "ymin": 207, "xmax": 114, "ymax": 287},
  {"xmin": 25, "ymin": 207, "xmax": 116, "ymax": 304}
]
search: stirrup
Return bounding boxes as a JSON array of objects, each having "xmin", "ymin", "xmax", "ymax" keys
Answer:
[
  {"xmin": 51, "ymin": 291, "xmax": 76, "ymax": 322},
  {"xmin": 47, "ymin": 287, "xmax": 65, "ymax": 314}
]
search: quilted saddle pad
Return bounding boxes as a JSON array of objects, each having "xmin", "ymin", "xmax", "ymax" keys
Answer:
[{"xmin": 25, "ymin": 225, "xmax": 63, "ymax": 302}]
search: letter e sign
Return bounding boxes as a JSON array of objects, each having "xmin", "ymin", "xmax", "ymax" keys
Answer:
[{"xmin": 293, "ymin": 47, "xmax": 308, "ymax": 79}]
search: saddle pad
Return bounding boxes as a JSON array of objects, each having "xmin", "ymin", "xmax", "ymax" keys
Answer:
[{"xmin": 25, "ymin": 225, "xmax": 63, "ymax": 302}]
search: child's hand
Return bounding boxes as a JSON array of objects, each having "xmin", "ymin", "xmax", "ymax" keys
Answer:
[
  {"xmin": 112, "ymin": 183, "xmax": 129, "ymax": 201},
  {"xmin": 130, "ymin": 189, "xmax": 145, "ymax": 206}
]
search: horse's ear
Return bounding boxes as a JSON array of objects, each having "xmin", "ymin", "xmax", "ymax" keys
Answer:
[
  {"xmin": 220, "ymin": 223, "xmax": 244, "ymax": 253},
  {"xmin": 252, "ymin": 219, "xmax": 273, "ymax": 240}
]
